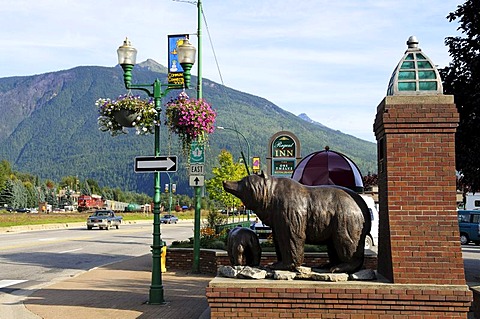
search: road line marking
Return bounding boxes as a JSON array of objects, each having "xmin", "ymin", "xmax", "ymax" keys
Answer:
[
  {"xmin": 38, "ymin": 237, "xmax": 58, "ymax": 241},
  {"xmin": 58, "ymin": 248, "xmax": 83, "ymax": 254},
  {"xmin": 0, "ymin": 280, "xmax": 27, "ymax": 289}
]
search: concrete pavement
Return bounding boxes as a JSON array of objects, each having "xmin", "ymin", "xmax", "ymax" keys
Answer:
[{"xmin": 22, "ymin": 254, "xmax": 213, "ymax": 319}]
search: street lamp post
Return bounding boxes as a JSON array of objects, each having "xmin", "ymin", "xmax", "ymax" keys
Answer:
[
  {"xmin": 163, "ymin": 172, "xmax": 175, "ymax": 214},
  {"xmin": 216, "ymin": 126, "xmax": 252, "ymax": 222},
  {"xmin": 117, "ymin": 37, "xmax": 196, "ymax": 305},
  {"xmin": 217, "ymin": 126, "xmax": 251, "ymax": 175}
]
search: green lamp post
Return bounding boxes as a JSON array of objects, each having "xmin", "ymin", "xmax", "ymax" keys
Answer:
[
  {"xmin": 216, "ymin": 126, "xmax": 251, "ymax": 175},
  {"xmin": 117, "ymin": 37, "xmax": 196, "ymax": 305}
]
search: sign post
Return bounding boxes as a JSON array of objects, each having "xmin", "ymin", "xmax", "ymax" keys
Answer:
[{"xmin": 189, "ymin": 141, "xmax": 205, "ymax": 272}]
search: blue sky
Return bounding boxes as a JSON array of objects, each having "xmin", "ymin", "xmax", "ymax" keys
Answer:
[{"xmin": 0, "ymin": 0, "xmax": 462, "ymax": 142}]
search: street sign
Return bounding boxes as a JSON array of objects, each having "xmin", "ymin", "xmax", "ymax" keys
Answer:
[
  {"xmin": 189, "ymin": 175, "xmax": 204, "ymax": 187},
  {"xmin": 190, "ymin": 142, "xmax": 205, "ymax": 164},
  {"xmin": 189, "ymin": 164, "xmax": 205, "ymax": 175},
  {"xmin": 135, "ymin": 156, "xmax": 177, "ymax": 173}
]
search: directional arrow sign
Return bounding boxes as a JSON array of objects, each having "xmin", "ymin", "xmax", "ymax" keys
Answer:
[
  {"xmin": 189, "ymin": 175, "xmax": 204, "ymax": 187},
  {"xmin": 135, "ymin": 156, "xmax": 177, "ymax": 173}
]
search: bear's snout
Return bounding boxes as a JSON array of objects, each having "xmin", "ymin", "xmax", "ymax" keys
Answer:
[{"xmin": 223, "ymin": 180, "xmax": 240, "ymax": 195}]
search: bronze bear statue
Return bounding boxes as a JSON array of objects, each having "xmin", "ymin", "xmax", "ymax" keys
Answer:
[
  {"xmin": 227, "ymin": 226, "xmax": 262, "ymax": 266},
  {"xmin": 223, "ymin": 172, "xmax": 371, "ymax": 273}
]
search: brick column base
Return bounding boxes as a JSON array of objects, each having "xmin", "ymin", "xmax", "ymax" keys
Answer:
[{"xmin": 206, "ymin": 277, "xmax": 472, "ymax": 318}]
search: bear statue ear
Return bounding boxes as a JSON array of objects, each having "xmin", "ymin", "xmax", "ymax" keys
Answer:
[{"xmin": 259, "ymin": 170, "xmax": 268, "ymax": 179}]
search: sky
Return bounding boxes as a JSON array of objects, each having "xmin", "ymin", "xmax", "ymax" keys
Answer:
[{"xmin": 0, "ymin": 0, "xmax": 463, "ymax": 142}]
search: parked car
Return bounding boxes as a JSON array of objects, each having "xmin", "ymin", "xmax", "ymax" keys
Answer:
[
  {"xmin": 458, "ymin": 210, "xmax": 480, "ymax": 245},
  {"xmin": 87, "ymin": 210, "xmax": 122, "ymax": 230},
  {"xmin": 160, "ymin": 214, "xmax": 179, "ymax": 224},
  {"xmin": 15, "ymin": 208, "xmax": 30, "ymax": 213}
]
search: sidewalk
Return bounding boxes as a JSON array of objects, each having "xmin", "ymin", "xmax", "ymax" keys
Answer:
[{"xmin": 23, "ymin": 254, "xmax": 213, "ymax": 319}]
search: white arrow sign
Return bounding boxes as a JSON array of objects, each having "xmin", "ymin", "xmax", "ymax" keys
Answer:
[
  {"xmin": 189, "ymin": 175, "xmax": 204, "ymax": 186},
  {"xmin": 135, "ymin": 156, "xmax": 177, "ymax": 172}
]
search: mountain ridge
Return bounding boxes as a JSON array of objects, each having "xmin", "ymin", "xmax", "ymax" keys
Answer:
[{"xmin": 0, "ymin": 61, "xmax": 377, "ymax": 195}]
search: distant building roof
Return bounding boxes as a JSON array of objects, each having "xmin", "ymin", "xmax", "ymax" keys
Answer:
[{"xmin": 387, "ymin": 36, "xmax": 443, "ymax": 96}]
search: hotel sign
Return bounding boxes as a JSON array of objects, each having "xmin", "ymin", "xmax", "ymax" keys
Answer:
[
  {"xmin": 272, "ymin": 135, "xmax": 296, "ymax": 158},
  {"xmin": 268, "ymin": 132, "xmax": 301, "ymax": 177}
]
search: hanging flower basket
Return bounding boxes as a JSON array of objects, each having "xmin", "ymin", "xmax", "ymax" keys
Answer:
[
  {"xmin": 112, "ymin": 109, "xmax": 140, "ymax": 127},
  {"xmin": 165, "ymin": 91, "xmax": 216, "ymax": 154},
  {"xmin": 96, "ymin": 94, "xmax": 157, "ymax": 136}
]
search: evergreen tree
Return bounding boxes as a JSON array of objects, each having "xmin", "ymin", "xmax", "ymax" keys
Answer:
[
  {"xmin": 39, "ymin": 184, "xmax": 48, "ymax": 202},
  {"xmin": 12, "ymin": 179, "xmax": 27, "ymax": 208},
  {"xmin": 0, "ymin": 179, "xmax": 14, "ymax": 207},
  {"xmin": 441, "ymin": 0, "xmax": 480, "ymax": 192},
  {"xmin": 0, "ymin": 160, "xmax": 12, "ymax": 190},
  {"xmin": 81, "ymin": 180, "xmax": 92, "ymax": 196}
]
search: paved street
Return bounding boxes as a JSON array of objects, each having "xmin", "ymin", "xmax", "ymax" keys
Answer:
[{"xmin": 0, "ymin": 220, "xmax": 195, "ymax": 318}]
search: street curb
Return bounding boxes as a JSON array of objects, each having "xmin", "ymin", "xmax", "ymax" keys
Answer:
[{"xmin": 0, "ymin": 219, "xmax": 152, "ymax": 234}]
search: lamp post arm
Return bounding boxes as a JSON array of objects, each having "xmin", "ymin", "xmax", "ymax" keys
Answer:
[
  {"xmin": 124, "ymin": 82, "xmax": 185, "ymax": 99},
  {"xmin": 124, "ymin": 84, "xmax": 154, "ymax": 97}
]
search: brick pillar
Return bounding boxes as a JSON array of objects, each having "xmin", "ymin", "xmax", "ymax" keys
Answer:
[{"xmin": 373, "ymin": 95, "xmax": 465, "ymax": 285}]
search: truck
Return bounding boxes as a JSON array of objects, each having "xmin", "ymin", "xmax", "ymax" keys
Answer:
[
  {"xmin": 458, "ymin": 210, "xmax": 480, "ymax": 245},
  {"xmin": 463, "ymin": 193, "xmax": 480, "ymax": 210},
  {"xmin": 86, "ymin": 210, "xmax": 122, "ymax": 230}
]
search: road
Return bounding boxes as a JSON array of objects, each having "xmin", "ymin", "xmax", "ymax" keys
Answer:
[
  {"xmin": 462, "ymin": 243, "xmax": 480, "ymax": 285},
  {"xmin": 1, "ymin": 221, "xmax": 479, "ymax": 318},
  {"xmin": 0, "ymin": 220, "xmax": 195, "ymax": 318}
]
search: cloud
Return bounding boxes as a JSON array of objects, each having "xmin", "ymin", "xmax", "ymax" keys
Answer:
[{"xmin": 0, "ymin": 0, "xmax": 461, "ymax": 143}]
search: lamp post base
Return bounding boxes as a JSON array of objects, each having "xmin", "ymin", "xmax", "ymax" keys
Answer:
[{"xmin": 148, "ymin": 287, "xmax": 166, "ymax": 305}]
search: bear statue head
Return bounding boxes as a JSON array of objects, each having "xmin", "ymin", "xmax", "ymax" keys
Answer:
[{"xmin": 222, "ymin": 171, "xmax": 271, "ymax": 213}]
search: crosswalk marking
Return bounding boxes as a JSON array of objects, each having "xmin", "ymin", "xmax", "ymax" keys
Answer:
[{"xmin": 0, "ymin": 280, "xmax": 27, "ymax": 289}]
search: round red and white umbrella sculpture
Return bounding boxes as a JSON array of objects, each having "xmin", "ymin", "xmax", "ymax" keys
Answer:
[{"xmin": 291, "ymin": 146, "xmax": 364, "ymax": 192}]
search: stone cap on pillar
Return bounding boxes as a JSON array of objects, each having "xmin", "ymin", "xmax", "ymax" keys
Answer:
[{"xmin": 386, "ymin": 36, "xmax": 443, "ymax": 96}]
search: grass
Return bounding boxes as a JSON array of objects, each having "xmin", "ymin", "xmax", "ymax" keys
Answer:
[{"xmin": 0, "ymin": 209, "xmax": 208, "ymax": 228}]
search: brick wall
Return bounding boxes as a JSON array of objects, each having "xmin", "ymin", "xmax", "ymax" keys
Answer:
[
  {"xmin": 373, "ymin": 95, "xmax": 465, "ymax": 285},
  {"xmin": 166, "ymin": 248, "xmax": 377, "ymax": 274},
  {"xmin": 206, "ymin": 279, "xmax": 472, "ymax": 318}
]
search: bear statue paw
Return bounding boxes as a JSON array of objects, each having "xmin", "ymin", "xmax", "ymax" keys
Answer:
[{"xmin": 268, "ymin": 261, "xmax": 296, "ymax": 271}]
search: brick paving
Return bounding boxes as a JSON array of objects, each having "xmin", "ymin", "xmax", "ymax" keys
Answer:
[{"xmin": 24, "ymin": 254, "xmax": 213, "ymax": 319}]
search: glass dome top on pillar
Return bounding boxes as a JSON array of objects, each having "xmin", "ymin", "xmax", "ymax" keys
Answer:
[{"xmin": 387, "ymin": 36, "xmax": 443, "ymax": 96}]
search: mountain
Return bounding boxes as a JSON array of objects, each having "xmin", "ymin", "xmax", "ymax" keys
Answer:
[
  {"xmin": 0, "ymin": 60, "xmax": 377, "ymax": 195},
  {"xmin": 297, "ymin": 113, "xmax": 327, "ymax": 128}
]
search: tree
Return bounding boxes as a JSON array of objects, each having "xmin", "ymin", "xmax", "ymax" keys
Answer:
[
  {"xmin": 0, "ymin": 179, "xmax": 14, "ymax": 207},
  {"xmin": 0, "ymin": 160, "xmax": 12, "ymax": 190},
  {"xmin": 441, "ymin": 0, "xmax": 480, "ymax": 192},
  {"xmin": 86, "ymin": 178, "xmax": 101, "ymax": 195},
  {"xmin": 60, "ymin": 176, "xmax": 79, "ymax": 190},
  {"xmin": 205, "ymin": 150, "xmax": 248, "ymax": 211},
  {"xmin": 81, "ymin": 180, "xmax": 92, "ymax": 196}
]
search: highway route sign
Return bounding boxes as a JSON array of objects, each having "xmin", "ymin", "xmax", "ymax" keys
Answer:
[
  {"xmin": 190, "ymin": 142, "xmax": 205, "ymax": 164},
  {"xmin": 135, "ymin": 156, "xmax": 177, "ymax": 173}
]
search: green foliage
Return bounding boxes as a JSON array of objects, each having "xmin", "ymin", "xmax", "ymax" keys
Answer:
[
  {"xmin": 205, "ymin": 150, "xmax": 247, "ymax": 210},
  {"xmin": 203, "ymin": 208, "xmax": 227, "ymax": 229},
  {"xmin": 170, "ymin": 227, "xmax": 228, "ymax": 250},
  {"xmin": 441, "ymin": 0, "xmax": 480, "ymax": 192}
]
